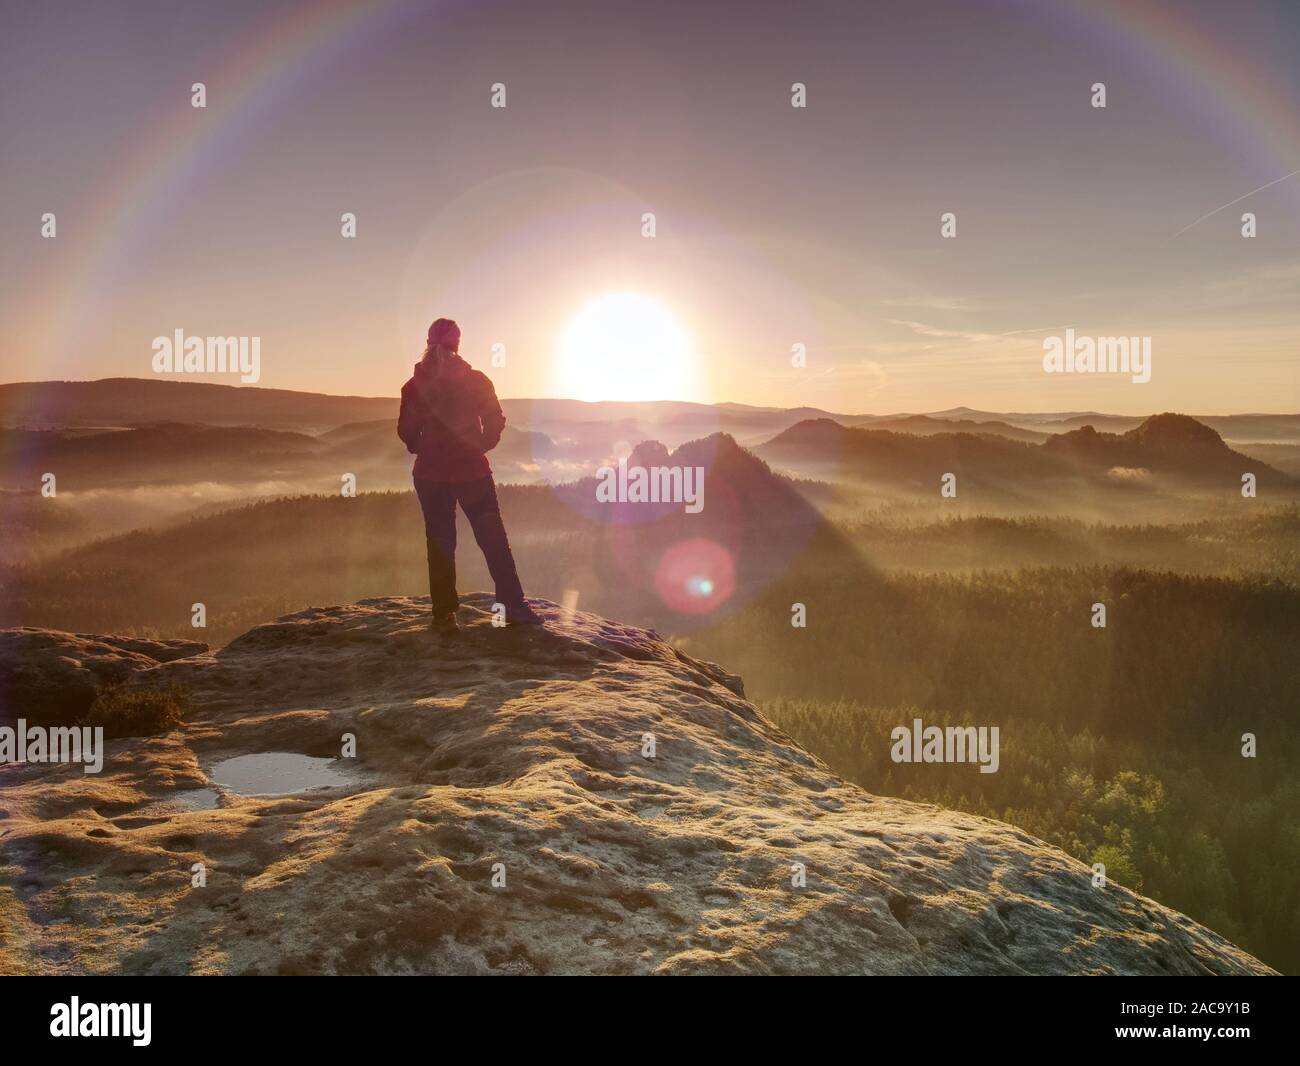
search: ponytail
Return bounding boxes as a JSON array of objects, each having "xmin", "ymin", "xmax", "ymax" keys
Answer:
[{"xmin": 420, "ymin": 341, "xmax": 456, "ymax": 367}]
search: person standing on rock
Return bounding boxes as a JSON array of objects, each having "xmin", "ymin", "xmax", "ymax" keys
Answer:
[{"xmin": 398, "ymin": 318, "xmax": 543, "ymax": 633}]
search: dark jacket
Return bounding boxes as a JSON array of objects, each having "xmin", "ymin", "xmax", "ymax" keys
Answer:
[{"xmin": 398, "ymin": 353, "xmax": 506, "ymax": 482}]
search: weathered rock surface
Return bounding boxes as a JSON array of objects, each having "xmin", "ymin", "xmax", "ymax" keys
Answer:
[
  {"xmin": 0, "ymin": 629, "xmax": 208, "ymax": 726},
  {"xmin": 0, "ymin": 597, "xmax": 1276, "ymax": 975}
]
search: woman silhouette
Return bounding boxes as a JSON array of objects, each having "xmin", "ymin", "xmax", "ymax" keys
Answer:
[{"xmin": 398, "ymin": 318, "xmax": 542, "ymax": 632}]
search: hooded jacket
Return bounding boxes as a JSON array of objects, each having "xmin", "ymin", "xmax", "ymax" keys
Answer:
[{"xmin": 398, "ymin": 352, "xmax": 506, "ymax": 482}]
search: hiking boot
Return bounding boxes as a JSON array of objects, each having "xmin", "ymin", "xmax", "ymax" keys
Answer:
[
  {"xmin": 503, "ymin": 601, "xmax": 544, "ymax": 626},
  {"xmin": 430, "ymin": 612, "xmax": 459, "ymax": 636}
]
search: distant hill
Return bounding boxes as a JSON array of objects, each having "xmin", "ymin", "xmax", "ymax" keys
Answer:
[
  {"xmin": 0, "ymin": 418, "xmax": 567, "ymax": 493},
  {"xmin": 503, "ymin": 398, "xmax": 842, "ymax": 449},
  {"xmin": 1015, "ymin": 412, "xmax": 1300, "ymax": 443},
  {"xmin": 843, "ymin": 414, "xmax": 1048, "ymax": 443},
  {"xmin": 554, "ymin": 432, "xmax": 860, "ymax": 616},
  {"xmin": 881, "ymin": 408, "xmax": 1300, "ymax": 444},
  {"xmin": 0, "ymin": 379, "xmax": 840, "ymax": 449},
  {"xmin": 3, "ymin": 378, "xmax": 1297, "ymax": 454},
  {"xmin": 760, "ymin": 413, "xmax": 1293, "ymax": 493},
  {"xmin": 1235, "ymin": 442, "xmax": 1300, "ymax": 479},
  {"xmin": 0, "ymin": 378, "xmax": 397, "ymax": 431},
  {"xmin": 759, "ymin": 418, "xmax": 1070, "ymax": 493},
  {"xmin": 1181, "ymin": 414, "xmax": 1300, "ymax": 445},
  {"xmin": 1043, "ymin": 413, "xmax": 1289, "ymax": 485},
  {"xmin": 0, "ymin": 423, "xmax": 325, "ymax": 490},
  {"xmin": 858, "ymin": 407, "xmax": 1122, "ymax": 429}
]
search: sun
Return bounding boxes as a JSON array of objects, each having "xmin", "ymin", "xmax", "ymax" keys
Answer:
[{"xmin": 553, "ymin": 293, "xmax": 700, "ymax": 403}]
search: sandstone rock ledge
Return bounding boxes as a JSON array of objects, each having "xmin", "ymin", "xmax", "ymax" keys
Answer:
[{"xmin": 0, "ymin": 596, "xmax": 1276, "ymax": 975}]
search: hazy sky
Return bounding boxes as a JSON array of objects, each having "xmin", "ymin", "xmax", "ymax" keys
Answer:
[{"xmin": 2, "ymin": 0, "xmax": 1298, "ymax": 413}]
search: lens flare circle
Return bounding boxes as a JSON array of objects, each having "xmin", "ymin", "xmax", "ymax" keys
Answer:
[{"xmin": 654, "ymin": 537, "xmax": 735, "ymax": 615}]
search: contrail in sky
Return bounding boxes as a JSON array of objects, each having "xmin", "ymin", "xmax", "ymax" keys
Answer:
[{"xmin": 1174, "ymin": 167, "xmax": 1300, "ymax": 237}]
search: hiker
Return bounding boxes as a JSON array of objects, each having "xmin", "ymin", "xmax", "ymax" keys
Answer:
[{"xmin": 398, "ymin": 318, "xmax": 542, "ymax": 632}]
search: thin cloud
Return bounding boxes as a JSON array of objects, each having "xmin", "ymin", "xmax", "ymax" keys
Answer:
[{"xmin": 886, "ymin": 319, "xmax": 1068, "ymax": 343}]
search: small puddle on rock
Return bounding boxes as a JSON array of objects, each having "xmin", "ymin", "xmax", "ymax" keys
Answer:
[{"xmin": 207, "ymin": 753, "xmax": 362, "ymax": 797}]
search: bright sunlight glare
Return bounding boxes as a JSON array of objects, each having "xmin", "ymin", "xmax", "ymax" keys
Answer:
[{"xmin": 552, "ymin": 293, "xmax": 701, "ymax": 403}]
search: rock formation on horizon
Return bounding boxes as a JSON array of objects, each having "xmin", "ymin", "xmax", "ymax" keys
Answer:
[
  {"xmin": 760, "ymin": 412, "xmax": 1293, "ymax": 490},
  {"xmin": 1043, "ymin": 412, "xmax": 1290, "ymax": 484},
  {"xmin": 0, "ymin": 597, "xmax": 1277, "ymax": 975}
]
